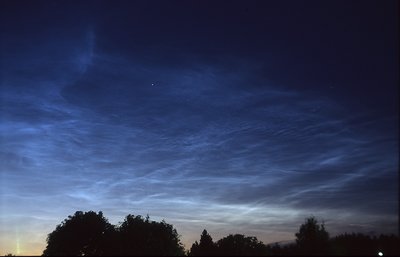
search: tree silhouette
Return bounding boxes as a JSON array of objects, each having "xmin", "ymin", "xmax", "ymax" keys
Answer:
[
  {"xmin": 189, "ymin": 229, "xmax": 217, "ymax": 256},
  {"xmin": 116, "ymin": 214, "xmax": 185, "ymax": 256},
  {"xmin": 215, "ymin": 234, "xmax": 267, "ymax": 256},
  {"xmin": 42, "ymin": 211, "xmax": 400, "ymax": 256},
  {"xmin": 42, "ymin": 211, "xmax": 184, "ymax": 256},
  {"xmin": 329, "ymin": 233, "xmax": 400, "ymax": 256},
  {"xmin": 376, "ymin": 234, "xmax": 400, "ymax": 256},
  {"xmin": 295, "ymin": 216, "xmax": 329, "ymax": 255},
  {"xmin": 42, "ymin": 211, "xmax": 115, "ymax": 256}
]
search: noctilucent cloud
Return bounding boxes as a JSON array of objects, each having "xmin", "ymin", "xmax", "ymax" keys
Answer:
[{"xmin": 0, "ymin": 0, "xmax": 398, "ymax": 255}]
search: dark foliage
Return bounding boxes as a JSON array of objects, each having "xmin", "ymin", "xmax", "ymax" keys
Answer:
[
  {"xmin": 42, "ymin": 211, "xmax": 115, "ymax": 256},
  {"xmin": 189, "ymin": 229, "xmax": 217, "ymax": 256},
  {"xmin": 42, "ymin": 211, "xmax": 184, "ymax": 256},
  {"xmin": 295, "ymin": 216, "xmax": 329, "ymax": 255},
  {"xmin": 189, "ymin": 230, "xmax": 267, "ymax": 256},
  {"xmin": 266, "ymin": 232, "xmax": 400, "ymax": 256},
  {"xmin": 116, "ymin": 214, "xmax": 185, "ymax": 256},
  {"xmin": 265, "ymin": 242, "xmax": 298, "ymax": 256},
  {"xmin": 42, "ymin": 212, "xmax": 400, "ymax": 256},
  {"xmin": 215, "ymin": 234, "xmax": 267, "ymax": 256},
  {"xmin": 330, "ymin": 233, "xmax": 400, "ymax": 256}
]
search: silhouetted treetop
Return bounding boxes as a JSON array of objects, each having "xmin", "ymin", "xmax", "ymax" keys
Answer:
[
  {"xmin": 42, "ymin": 211, "xmax": 400, "ymax": 256},
  {"xmin": 42, "ymin": 211, "xmax": 184, "ymax": 256},
  {"xmin": 216, "ymin": 234, "xmax": 267, "ymax": 256},
  {"xmin": 295, "ymin": 216, "xmax": 329, "ymax": 255},
  {"xmin": 42, "ymin": 211, "xmax": 114, "ymax": 256},
  {"xmin": 190, "ymin": 229, "xmax": 217, "ymax": 256},
  {"xmin": 116, "ymin": 214, "xmax": 185, "ymax": 256}
]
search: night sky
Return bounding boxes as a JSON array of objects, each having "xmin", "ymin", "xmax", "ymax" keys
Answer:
[{"xmin": 0, "ymin": 0, "xmax": 398, "ymax": 255}]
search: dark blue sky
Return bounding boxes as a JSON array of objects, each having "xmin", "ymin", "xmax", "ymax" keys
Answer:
[{"xmin": 0, "ymin": 0, "xmax": 398, "ymax": 254}]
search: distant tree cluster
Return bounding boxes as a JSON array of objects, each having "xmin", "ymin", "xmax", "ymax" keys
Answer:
[
  {"xmin": 42, "ymin": 211, "xmax": 400, "ymax": 256},
  {"xmin": 266, "ymin": 232, "xmax": 400, "ymax": 256},
  {"xmin": 264, "ymin": 217, "xmax": 399, "ymax": 256},
  {"xmin": 189, "ymin": 230, "xmax": 266, "ymax": 256},
  {"xmin": 42, "ymin": 211, "xmax": 184, "ymax": 256}
]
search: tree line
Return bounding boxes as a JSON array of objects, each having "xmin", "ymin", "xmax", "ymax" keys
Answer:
[{"xmin": 33, "ymin": 211, "xmax": 399, "ymax": 256}]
